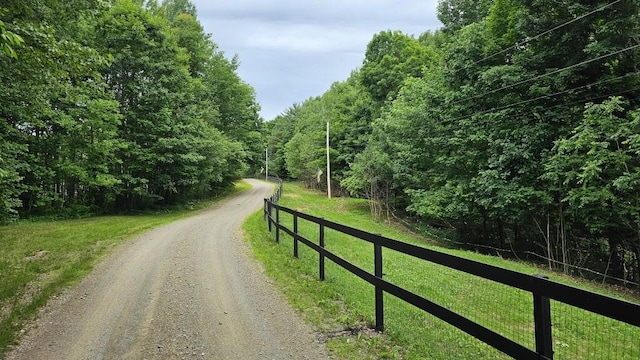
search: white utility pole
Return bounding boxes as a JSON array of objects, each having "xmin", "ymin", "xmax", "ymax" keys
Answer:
[
  {"xmin": 326, "ymin": 121, "xmax": 332, "ymax": 199},
  {"xmin": 265, "ymin": 148, "xmax": 268, "ymax": 181}
]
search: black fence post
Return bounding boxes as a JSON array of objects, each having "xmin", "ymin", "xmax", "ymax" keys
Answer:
[
  {"xmin": 267, "ymin": 201, "xmax": 272, "ymax": 233},
  {"xmin": 293, "ymin": 214, "xmax": 299, "ymax": 258},
  {"xmin": 275, "ymin": 206, "xmax": 280, "ymax": 243},
  {"xmin": 319, "ymin": 222, "xmax": 325, "ymax": 281},
  {"xmin": 374, "ymin": 241, "xmax": 384, "ymax": 332},
  {"xmin": 533, "ymin": 275, "xmax": 553, "ymax": 360},
  {"xmin": 263, "ymin": 198, "xmax": 267, "ymax": 221}
]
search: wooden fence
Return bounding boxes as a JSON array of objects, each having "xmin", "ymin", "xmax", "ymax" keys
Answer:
[{"xmin": 263, "ymin": 194, "xmax": 640, "ymax": 360}]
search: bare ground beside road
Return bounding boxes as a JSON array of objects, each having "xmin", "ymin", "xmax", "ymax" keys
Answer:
[{"xmin": 5, "ymin": 179, "xmax": 330, "ymax": 360}]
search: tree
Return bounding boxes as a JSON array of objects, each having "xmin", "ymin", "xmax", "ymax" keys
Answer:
[
  {"xmin": 0, "ymin": 14, "xmax": 25, "ymax": 221},
  {"xmin": 0, "ymin": 125, "xmax": 24, "ymax": 223},
  {"xmin": 158, "ymin": 0, "xmax": 264, "ymax": 179},
  {"xmin": 1, "ymin": 0, "xmax": 122, "ymax": 216},
  {"xmin": 360, "ymin": 30, "xmax": 438, "ymax": 105},
  {"xmin": 545, "ymin": 98, "xmax": 640, "ymax": 282},
  {"xmin": 274, "ymin": 72, "xmax": 374, "ymax": 192},
  {"xmin": 317, "ymin": 75, "xmax": 374, "ymax": 183},
  {"xmin": 0, "ymin": 0, "xmax": 261, "ymax": 219},
  {"xmin": 266, "ymin": 104, "xmax": 302, "ymax": 178},
  {"xmin": 159, "ymin": 0, "xmax": 197, "ymax": 20},
  {"xmin": 282, "ymin": 97, "xmax": 326, "ymax": 186},
  {"xmin": 437, "ymin": 0, "xmax": 493, "ymax": 33},
  {"xmin": 268, "ymin": 0, "xmax": 640, "ymax": 284},
  {"xmin": 342, "ymin": 144, "xmax": 394, "ymax": 221}
]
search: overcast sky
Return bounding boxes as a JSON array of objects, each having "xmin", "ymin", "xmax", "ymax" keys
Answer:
[{"xmin": 190, "ymin": 1, "xmax": 442, "ymax": 121}]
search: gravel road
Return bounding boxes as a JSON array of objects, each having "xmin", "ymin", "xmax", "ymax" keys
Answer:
[{"xmin": 6, "ymin": 179, "xmax": 330, "ymax": 360}]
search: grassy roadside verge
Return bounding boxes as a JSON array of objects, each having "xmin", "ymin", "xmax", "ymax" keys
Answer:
[
  {"xmin": 0, "ymin": 181, "xmax": 251, "ymax": 356},
  {"xmin": 243, "ymin": 182, "xmax": 640, "ymax": 359}
]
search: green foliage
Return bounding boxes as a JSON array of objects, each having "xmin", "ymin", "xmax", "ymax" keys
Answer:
[
  {"xmin": 266, "ymin": 104, "xmax": 302, "ymax": 178},
  {"xmin": 0, "ymin": 139, "xmax": 23, "ymax": 224},
  {"xmin": 0, "ymin": 18, "xmax": 23, "ymax": 58},
  {"xmin": 360, "ymin": 30, "xmax": 439, "ymax": 104},
  {"xmin": 485, "ymin": 0, "xmax": 522, "ymax": 51},
  {"xmin": 545, "ymin": 98, "xmax": 640, "ymax": 278},
  {"xmin": 437, "ymin": 0, "xmax": 493, "ymax": 33},
  {"xmin": 268, "ymin": 72, "xmax": 374, "ymax": 191},
  {"xmin": 0, "ymin": 0, "xmax": 262, "ymax": 218},
  {"xmin": 268, "ymin": 0, "xmax": 640, "ymax": 283}
]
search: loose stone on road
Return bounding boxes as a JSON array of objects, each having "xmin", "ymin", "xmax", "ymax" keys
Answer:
[{"xmin": 6, "ymin": 179, "xmax": 330, "ymax": 359}]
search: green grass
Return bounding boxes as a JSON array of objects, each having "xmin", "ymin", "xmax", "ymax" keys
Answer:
[
  {"xmin": 0, "ymin": 181, "xmax": 250, "ymax": 356},
  {"xmin": 243, "ymin": 182, "xmax": 640, "ymax": 359}
]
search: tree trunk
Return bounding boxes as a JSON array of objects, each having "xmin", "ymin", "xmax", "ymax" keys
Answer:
[{"xmin": 497, "ymin": 218, "xmax": 505, "ymax": 248}]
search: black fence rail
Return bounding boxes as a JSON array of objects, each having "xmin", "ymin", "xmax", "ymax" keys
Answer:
[
  {"xmin": 263, "ymin": 177, "xmax": 282, "ymax": 217},
  {"xmin": 263, "ymin": 198, "xmax": 640, "ymax": 360}
]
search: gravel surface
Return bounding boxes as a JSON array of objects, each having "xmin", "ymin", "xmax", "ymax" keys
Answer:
[{"xmin": 6, "ymin": 179, "xmax": 330, "ymax": 360}]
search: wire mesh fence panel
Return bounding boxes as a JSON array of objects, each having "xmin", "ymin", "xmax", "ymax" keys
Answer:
[
  {"xmin": 323, "ymin": 261, "xmax": 377, "ymax": 323},
  {"xmin": 384, "ymin": 247, "xmax": 536, "ymax": 353},
  {"xmin": 323, "ymin": 227, "xmax": 374, "ymax": 273},
  {"xmin": 266, "ymin": 202, "xmax": 640, "ymax": 359},
  {"xmin": 384, "ymin": 294, "xmax": 511, "ymax": 359},
  {"xmin": 550, "ymin": 299, "xmax": 640, "ymax": 359}
]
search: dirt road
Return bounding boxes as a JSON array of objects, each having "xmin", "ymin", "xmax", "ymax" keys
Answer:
[{"xmin": 6, "ymin": 179, "xmax": 330, "ymax": 360}]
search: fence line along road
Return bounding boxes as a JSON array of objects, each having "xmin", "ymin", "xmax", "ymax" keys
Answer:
[{"xmin": 262, "ymin": 185, "xmax": 639, "ymax": 360}]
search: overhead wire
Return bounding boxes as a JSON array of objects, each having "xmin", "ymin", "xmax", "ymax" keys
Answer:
[
  {"xmin": 448, "ymin": 43, "xmax": 640, "ymax": 107},
  {"xmin": 408, "ymin": 0, "xmax": 639, "ymax": 288},
  {"xmin": 432, "ymin": 0, "xmax": 640, "ymax": 140},
  {"xmin": 445, "ymin": 0, "xmax": 633, "ymax": 113},
  {"xmin": 451, "ymin": 0, "xmax": 623, "ymax": 76},
  {"xmin": 498, "ymin": 85, "xmax": 640, "ymax": 130},
  {"xmin": 448, "ymin": 71, "xmax": 640, "ymax": 123},
  {"xmin": 446, "ymin": 85, "xmax": 640, "ymax": 133}
]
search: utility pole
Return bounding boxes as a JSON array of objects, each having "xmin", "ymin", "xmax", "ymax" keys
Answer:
[
  {"xmin": 265, "ymin": 148, "xmax": 268, "ymax": 181},
  {"xmin": 326, "ymin": 121, "xmax": 331, "ymax": 199}
]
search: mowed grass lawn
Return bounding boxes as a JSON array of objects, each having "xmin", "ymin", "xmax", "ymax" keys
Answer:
[
  {"xmin": 0, "ymin": 181, "xmax": 251, "ymax": 356},
  {"xmin": 243, "ymin": 182, "xmax": 640, "ymax": 360}
]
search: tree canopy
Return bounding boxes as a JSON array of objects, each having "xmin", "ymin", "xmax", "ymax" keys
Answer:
[
  {"xmin": 266, "ymin": 0, "xmax": 640, "ymax": 286},
  {"xmin": 0, "ymin": 0, "xmax": 263, "ymax": 220}
]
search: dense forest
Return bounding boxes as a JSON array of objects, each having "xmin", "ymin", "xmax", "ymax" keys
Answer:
[
  {"xmin": 0, "ymin": 0, "xmax": 263, "ymax": 219},
  {"xmin": 266, "ymin": 0, "xmax": 640, "ymax": 286}
]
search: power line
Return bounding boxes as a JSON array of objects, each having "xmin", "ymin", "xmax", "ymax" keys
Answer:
[
  {"xmin": 447, "ymin": 85, "xmax": 640, "ymax": 134},
  {"xmin": 397, "ymin": 0, "xmax": 639, "ymax": 290},
  {"xmin": 451, "ymin": 0, "xmax": 623, "ymax": 75},
  {"xmin": 508, "ymin": 85, "xmax": 640, "ymax": 122},
  {"xmin": 448, "ymin": 71, "xmax": 640, "ymax": 123},
  {"xmin": 449, "ymin": 43, "xmax": 640, "ymax": 107}
]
